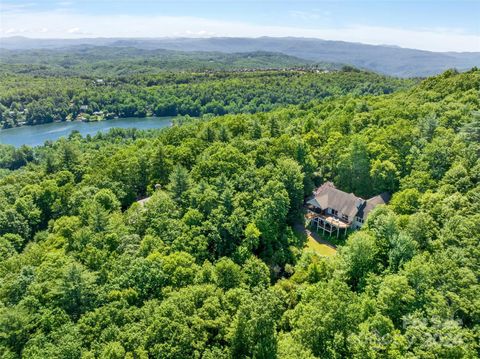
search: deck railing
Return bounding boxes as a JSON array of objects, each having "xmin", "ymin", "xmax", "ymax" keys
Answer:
[{"xmin": 306, "ymin": 211, "xmax": 351, "ymax": 236}]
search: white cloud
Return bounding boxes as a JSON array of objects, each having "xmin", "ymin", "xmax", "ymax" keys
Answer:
[
  {"xmin": 289, "ymin": 8, "xmax": 333, "ymax": 22},
  {"xmin": 0, "ymin": 2, "xmax": 36, "ymax": 12},
  {"xmin": 67, "ymin": 27, "xmax": 80, "ymax": 34},
  {"xmin": 182, "ymin": 30, "xmax": 217, "ymax": 37},
  {"xmin": 0, "ymin": 9, "xmax": 478, "ymax": 52},
  {"xmin": 289, "ymin": 10, "xmax": 322, "ymax": 21},
  {"xmin": 66, "ymin": 27, "xmax": 91, "ymax": 35}
]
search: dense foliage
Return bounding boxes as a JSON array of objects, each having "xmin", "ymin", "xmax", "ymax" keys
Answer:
[
  {"xmin": 0, "ymin": 67, "xmax": 412, "ymax": 128},
  {"xmin": 0, "ymin": 68, "xmax": 479, "ymax": 358},
  {"xmin": 3, "ymin": 37, "xmax": 479, "ymax": 77},
  {"xmin": 0, "ymin": 47, "xmax": 321, "ymax": 76}
]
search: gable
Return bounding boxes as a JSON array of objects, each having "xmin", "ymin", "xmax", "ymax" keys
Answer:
[
  {"xmin": 357, "ymin": 192, "xmax": 391, "ymax": 219},
  {"xmin": 312, "ymin": 184, "xmax": 362, "ymax": 219},
  {"xmin": 308, "ymin": 183, "xmax": 391, "ymax": 222}
]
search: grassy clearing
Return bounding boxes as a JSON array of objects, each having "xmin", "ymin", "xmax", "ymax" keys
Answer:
[
  {"xmin": 308, "ymin": 226, "xmax": 350, "ymax": 247},
  {"xmin": 305, "ymin": 234, "xmax": 337, "ymax": 257}
]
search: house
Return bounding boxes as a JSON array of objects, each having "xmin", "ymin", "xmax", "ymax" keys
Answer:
[
  {"xmin": 135, "ymin": 184, "xmax": 161, "ymax": 207},
  {"xmin": 136, "ymin": 197, "xmax": 151, "ymax": 207},
  {"xmin": 306, "ymin": 182, "xmax": 390, "ymax": 237}
]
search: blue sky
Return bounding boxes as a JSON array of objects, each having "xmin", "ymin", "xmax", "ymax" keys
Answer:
[{"xmin": 1, "ymin": 1, "xmax": 479, "ymax": 51}]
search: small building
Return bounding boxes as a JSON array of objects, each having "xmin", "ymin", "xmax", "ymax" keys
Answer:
[
  {"xmin": 135, "ymin": 185, "xmax": 161, "ymax": 207},
  {"xmin": 136, "ymin": 197, "xmax": 151, "ymax": 207},
  {"xmin": 306, "ymin": 182, "xmax": 390, "ymax": 237}
]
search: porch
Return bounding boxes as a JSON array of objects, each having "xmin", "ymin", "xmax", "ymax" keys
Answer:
[{"xmin": 306, "ymin": 211, "xmax": 351, "ymax": 238}]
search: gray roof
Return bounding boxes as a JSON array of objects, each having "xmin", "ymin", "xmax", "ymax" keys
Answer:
[
  {"xmin": 308, "ymin": 182, "xmax": 390, "ymax": 221},
  {"xmin": 136, "ymin": 196, "xmax": 151, "ymax": 207},
  {"xmin": 306, "ymin": 197, "xmax": 321, "ymax": 208},
  {"xmin": 357, "ymin": 192, "xmax": 391, "ymax": 219},
  {"xmin": 308, "ymin": 183, "xmax": 363, "ymax": 220}
]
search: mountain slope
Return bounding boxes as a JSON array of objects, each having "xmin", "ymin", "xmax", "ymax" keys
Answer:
[
  {"xmin": 1, "ymin": 36, "xmax": 479, "ymax": 77},
  {"xmin": 0, "ymin": 69, "xmax": 479, "ymax": 358},
  {"xmin": 0, "ymin": 47, "xmax": 323, "ymax": 76}
]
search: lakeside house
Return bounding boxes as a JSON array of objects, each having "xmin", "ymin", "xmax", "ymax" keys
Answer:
[{"xmin": 306, "ymin": 182, "xmax": 390, "ymax": 237}]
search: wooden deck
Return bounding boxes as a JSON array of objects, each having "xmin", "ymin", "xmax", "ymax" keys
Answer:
[
  {"xmin": 307, "ymin": 212, "xmax": 350, "ymax": 228},
  {"xmin": 306, "ymin": 211, "xmax": 350, "ymax": 237}
]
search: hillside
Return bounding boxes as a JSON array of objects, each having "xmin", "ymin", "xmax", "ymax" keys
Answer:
[
  {"xmin": 0, "ymin": 47, "xmax": 326, "ymax": 76},
  {"xmin": 0, "ymin": 69, "xmax": 413, "ymax": 128},
  {"xmin": 0, "ymin": 69, "xmax": 479, "ymax": 358},
  {"xmin": 2, "ymin": 36, "xmax": 479, "ymax": 77}
]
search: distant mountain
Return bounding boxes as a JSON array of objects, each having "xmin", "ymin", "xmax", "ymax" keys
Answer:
[
  {"xmin": 0, "ymin": 46, "xmax": 334, "ymax": 77},
  {"xmin": 1, "ymin": 36, "xmax": 479, "ymax": 77}
]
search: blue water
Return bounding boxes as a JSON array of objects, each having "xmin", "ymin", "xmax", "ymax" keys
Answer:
[{"xmin": 0, "ymin": 117, "xmax": 173, "ymax": 147}]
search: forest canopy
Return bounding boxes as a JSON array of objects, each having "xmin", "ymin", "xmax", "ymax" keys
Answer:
[
  {"xmin": 0, "ymin": 68, "xmax": 479, "ymax": 358},
  {"xmin": 0, "ymin": 56, "xmax": 414, "ymax": 128}
]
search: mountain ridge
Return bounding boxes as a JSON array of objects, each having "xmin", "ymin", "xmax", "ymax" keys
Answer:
[{"xmin": 1, "ymin": 36, "xmax": 479, "ymax": 77}]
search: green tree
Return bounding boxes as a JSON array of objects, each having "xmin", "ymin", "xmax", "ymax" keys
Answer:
[
  {"xmin": 341, "ymin": 231, "xmax": 379, "ymax": 289},
  {"xmin": 230, "ymin": 290, "xmax": 279, "ymax": 359},
  {"xmin": 57, "ymin": 263, "xmax": 97, "ymax": 320},
  {"xmin": 275, "ymin": 158, "xmax": 304, "ymax": 223},
  {"xmin": 215, "ymin": 258, "xmax": 243, "ymax": 291},
  {"xmin": 168, "ymin": 165, "xmax": 190, "ymax": 204},
  {"xmin": 242, "ymin": 256, "xmax": 270, "ymax": 289},
  {"xmin": 370, "ymin": 159, "xmax": 398, "ymax": 193},
  {"xmin": 149, "ymin": 144, "xmax": 173, "ymax": 185},
  {"xmin": 337, "ymin": 137, "xmax": 372, "ymax": 197},
  {"xmin": 101, "ymin": 342, "xmax": 126, "ymax": 359}
]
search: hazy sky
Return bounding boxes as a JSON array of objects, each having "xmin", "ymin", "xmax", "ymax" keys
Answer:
[{"xmin": 1, "ymin": 0, "xmax": 479, "ymax": 52}]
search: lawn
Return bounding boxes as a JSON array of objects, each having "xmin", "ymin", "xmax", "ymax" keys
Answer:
[{"xmin": 305, "ymin": 234, "xmax": 337, "ymax": 257}]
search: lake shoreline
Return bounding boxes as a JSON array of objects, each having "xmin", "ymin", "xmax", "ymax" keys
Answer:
[
  {"xmin": 0, "ymin": 114, "xmax": 170, "ymax": 131},
  {"xmin": 0, "ymin": 116, "xmax": 175, "ymax": 148}
]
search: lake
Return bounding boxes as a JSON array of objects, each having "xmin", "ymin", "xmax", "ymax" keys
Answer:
[{"xmin": 0, "ymin": 117, "xmax": 173, "ymax": 147}]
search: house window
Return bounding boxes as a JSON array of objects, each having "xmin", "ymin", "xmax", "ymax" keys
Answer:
[
  {"xmin": 331, "ymin": 209, "xmax": 338, "ymax": 216},
  {"xmin": 342, "ymin": 214, "xmax": 348, "ymax": 221},
  {"xmin": 356, "ymin": 217, "xmax": 364, "ymax": 224}
]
